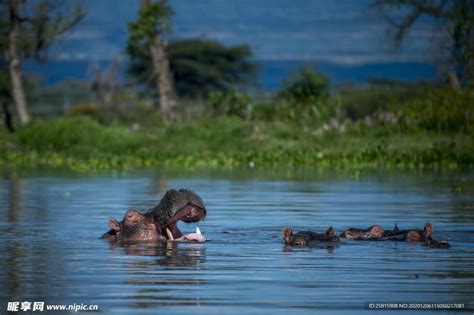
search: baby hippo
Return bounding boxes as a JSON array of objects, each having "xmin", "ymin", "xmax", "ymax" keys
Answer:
[
  {"xmin": 282, "ymin": 226, "xmax": 340, "ymax": 246},
  {"xmin": 339, "ymin": 225, "xmax": 385, "ymax": 240}
]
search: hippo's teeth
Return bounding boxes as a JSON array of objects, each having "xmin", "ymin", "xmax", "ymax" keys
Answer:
[
  {"xmin": 166, "ymin": 228, "xmax": 174, "ymax": 240},
  {"xmin": 196, "ymin": 227, "xmax": 202, "ymax": 236}
]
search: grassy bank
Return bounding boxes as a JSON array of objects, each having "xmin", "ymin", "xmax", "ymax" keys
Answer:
[
  {"xmin": 1, "ymin": 83, "xmax": 473, "ymax": 172},
  {"xmin": 0, "ymin": 115, "xmax": 472, "ymax": 172}
]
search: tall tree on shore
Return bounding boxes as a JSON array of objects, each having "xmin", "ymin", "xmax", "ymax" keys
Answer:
[
  {"xmin": 0, "ymin": 51, "xmax": 14, "ymax": 131},
  {"xmin": 128, "ymin": 38, "xmax": 258, "ymax": 99},
  {"xmin": 127, "ymin": 0, "xmax": 177, "ymax": 123},
  {"xmin": 0, "ymin": 0, "xmax": 84, "ymax": 125},
  {"xmin": 372, "ymin": 0, "xmax": 474, "ymax": 89}
]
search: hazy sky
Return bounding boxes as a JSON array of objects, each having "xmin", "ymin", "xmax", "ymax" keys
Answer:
[{"xmin": 51, "ymin": 0, "xmax": 444, "ymax": 65}]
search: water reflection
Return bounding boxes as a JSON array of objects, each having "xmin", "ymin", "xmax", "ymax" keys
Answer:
[
  {"xmin": 106, "ymin": 242, "xmax": 207, "ymax": 309},
  {"xmin": 0, "ymin": 170, "xmax": 473, "ymax": 314},
  {"xmin": 109, "ymin": 242, "xmax": 207, "ymax": 267},
  {"xmin": 282, "ymin": 244, "xmax": 338, "ymax": 253},
  {"xmin": 4, "ymin": 179, "xmax": 23, "ymax": 300},
  {"xmin": 7, "ymin": 179, "xmax": 22, "ymax": 222}
]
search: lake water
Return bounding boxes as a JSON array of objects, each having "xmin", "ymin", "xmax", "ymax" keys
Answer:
[{"xmin": 1, "ymin": 169, "xmax": 473, "ymax": 314}]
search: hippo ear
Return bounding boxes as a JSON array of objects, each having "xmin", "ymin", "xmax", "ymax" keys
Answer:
[
  {"xmin": 282, "ymin": 227, "xmax": 293, "ymax": 238},
  {"xmin": 108, "ymin": 219, "xmax": 121, "ymax": 232},
  {"xmin": 282, "ymin": 227, "xmax": 293, "ymax": 244},
  {"xmin": 423, "ymin": 223, "xmax": 434, "ymax": 238},
  {"xmin": 325, "ymin": 226, "xmax": 335, "ymax": 236}
]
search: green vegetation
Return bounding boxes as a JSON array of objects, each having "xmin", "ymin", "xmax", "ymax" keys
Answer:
[
  {"xmin": 278, "ymin": 67, "xmax": 329, "ymax": 104},
  {"xmin": 168, "ymin": 39, "xmax": 258, "ymax": 98},
  {"xmin": 0, "ymin": 0, "xmax": 85, "ymax": 125},
  {"xmin": 1, "ymin": 79, "xmax": 472, "ymax": 172},
  {"xmin": 128, "ymin": 37, "xmax": 258, "ymax": 99},
  {"xmin": 0, "ymin": 1, "xmax": 471, "ymax": 174}
]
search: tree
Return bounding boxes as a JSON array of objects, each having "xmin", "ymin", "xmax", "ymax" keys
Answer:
[
  {"xmin": 0, "ymin": 0, "xmax": 84, "ymax": 125},
  {"xmin": 0, "ymin": 54, "xmax": 14, "ymax": 131},
  {"xmin": 169, "ymin": 39, "xmax": 258, "ymax": 98},
  {"xmin": 278, "ymin": 67, "xmax": 329, "ymax": 104},
  {"xmin": 128, "ymin": 38, "xmax": 258, "ymax": 99},
  {"xmin": 127, "ymin": 0, "xmax": 177, "ymax": 123},
  {"xmin": 372, "ymin": 0, "xmax": 474, "ymax": 89},
  {"xmin": 90, "ymin": 58, "xmax": 121, "ymax": 106},
  {"xmin": 276, "ymin": 67, "xmax": 331, "ymax": 123}
]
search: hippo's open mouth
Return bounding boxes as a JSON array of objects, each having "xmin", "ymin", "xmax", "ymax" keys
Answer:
[{"xmin": 164, "ymin": 204, "xmax": 207, "ymax": 242}]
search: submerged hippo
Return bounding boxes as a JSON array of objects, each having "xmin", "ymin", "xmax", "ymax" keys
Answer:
[
  {"xmin": 101, "ymin": 189, "xmax": 207, "ymax": 243},
  {"xmin": 339, "ymin": 225, "xmax": 385, "ymax": 240},
  {"xmin": 382, "ymin": 223, "xmax": 400, "ymax": 237},
  {"xmin": 380, "ymin": 222, "xmax": 449, "ymax": 248},
  {"xmin": 405, "ymin": 223, "xmax": 434, "ymax": 243},
  {"xmin": 282, "ymin": 226, "xmax": 340, "ymax": 246},
  {"xmin": 380, "ymin": 222, "xmax": 433, "ymax": 242},
  {"xmin": 425, "ymin": 239, "xmax": 450, "ymax": 249}
]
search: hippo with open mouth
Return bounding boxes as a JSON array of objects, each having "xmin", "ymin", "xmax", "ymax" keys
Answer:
[{"xmin": 101, "ymin": 189, "xmax": 207, "ymax": 243}]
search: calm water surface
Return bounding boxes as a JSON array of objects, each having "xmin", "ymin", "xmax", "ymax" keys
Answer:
[{"xmin": 1, "ymin": 170, "xmax": 473, "ymax": 314}]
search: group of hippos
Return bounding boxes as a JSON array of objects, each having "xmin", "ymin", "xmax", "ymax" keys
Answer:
[
  {"xmin": 101, "ymin": 188, "xmax": 449, "ymax": 249},
  {"xmin": 283, "ymin": 222, "xmax": 449, "ymax": 248}
]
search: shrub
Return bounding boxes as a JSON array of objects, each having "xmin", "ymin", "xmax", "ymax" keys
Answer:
[
  {"xmin": 207, "ymin": 89, "xmax": 251, "ymax": 119},
  {"xmin": 275, "ymin": 67, "xmax": 334, "ymax": 123},
  {"xmin": 67, "ymin": 100, "xmax": 161, "ymax": 126},
  {"xmin": 278, "ymin": 67, "xmax": 329, "ymax": 104},
  {"xmin": 67, "ymin": 103, "xmax": 101, "ymax": 120},
  {"xmin": 397, "ymin": 87, "xmax": 474, "ymax": 133},
  {"xmin": 17, "ymin": 116, "xmax": 141, "ymax": 154}
]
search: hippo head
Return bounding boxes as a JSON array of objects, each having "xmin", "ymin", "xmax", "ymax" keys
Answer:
[
  {"xmin": 153, "ymin": 189, "xmax": 207, "ymax": 241},
  {"xmin": 427, "ymin": 239, "xmax": 449, "ymax": 249},
  {"xmin": 343, "ymin": 225, "xmax": 385, "ymax": 240},
  {"xmin": 282, "ymin": 227, "xmax": 309, "ymax": 246},
  {"xmin": 108, "ymin": 209, "xmax": 162, "ymax": 242},
  {"xmin": 323, "ymin": 226, "xmax": 341, "ymax": 243},
  {"xmin": 366, "ymin": 225, "xmax": 385, "ymax": 239},
  {"xmin": 406, "ymin": 222, "xmax": 434, "ymax": 242},
  {"xmin": 282, "ymin": 226, "xmax": 339, "ymax": 246}
]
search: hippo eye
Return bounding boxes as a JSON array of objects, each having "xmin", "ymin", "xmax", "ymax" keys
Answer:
[{"xmin": 126, "ymin": 211, "xmax": 137, "ymax": 219}]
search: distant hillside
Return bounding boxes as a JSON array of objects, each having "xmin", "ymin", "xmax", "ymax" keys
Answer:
[{"xmin": 24, "ymin": 59, "xmax": 436, "ymax": 91}]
